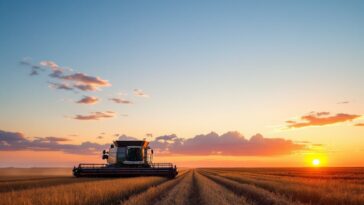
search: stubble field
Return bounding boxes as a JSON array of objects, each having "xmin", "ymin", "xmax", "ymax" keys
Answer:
[{"xmin": 0, "ymin": 167, "xmax": 363, "ymax": 205}]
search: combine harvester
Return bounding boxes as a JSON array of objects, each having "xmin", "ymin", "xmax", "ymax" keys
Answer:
[{"xmin": 73, "ymin": 140, "xmax": 178, "ymax": 178}]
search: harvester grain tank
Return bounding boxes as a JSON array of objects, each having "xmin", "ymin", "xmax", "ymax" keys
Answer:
[{"xmin": 73, "ymin": 140, "xmax": 178, "ymax": 178}]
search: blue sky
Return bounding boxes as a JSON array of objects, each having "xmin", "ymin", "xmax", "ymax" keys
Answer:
[{"xmin": 0, "ymin": 0, "xmax": 364, "ymax": 166}]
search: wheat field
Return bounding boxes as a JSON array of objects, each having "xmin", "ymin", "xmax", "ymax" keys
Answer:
[{"xmin": 0, "ymin": 168, "xmax": 363, "ymax": 205}]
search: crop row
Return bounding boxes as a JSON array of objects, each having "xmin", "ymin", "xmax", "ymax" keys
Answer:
[
  {"xmin": 2, "ymin": 168, "xmax": 364, "ymax": 205},
  {"xmin": 202, "ymin": 168, "xmax": 364, "ymax": 205}
]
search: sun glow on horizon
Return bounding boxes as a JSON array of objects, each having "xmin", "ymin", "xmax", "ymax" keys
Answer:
[
  {"xmin": 312, "ymin": 159, "xmax": 321, "ymax": 166},
  {"xmin": 305, "ymin": 152, "xmax": 327, "ymax": 167}
]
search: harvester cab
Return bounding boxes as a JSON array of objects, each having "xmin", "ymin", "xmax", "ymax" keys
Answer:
[
  {"xmin": 73, "ymin": 140, "xmax": 178, "ymax": 178},
  {"xmin": 102, "ymin": 140, "xmax": 153, "ymax": 167}
]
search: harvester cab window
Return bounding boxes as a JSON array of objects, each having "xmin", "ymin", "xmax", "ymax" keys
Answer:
[
  {"xmin": 117, "ymin": 147, "xmax": 126, "ymax": 162},
  {"xmin": 127, "ymin": 147, "xmax": 143, "ymax": 161}
]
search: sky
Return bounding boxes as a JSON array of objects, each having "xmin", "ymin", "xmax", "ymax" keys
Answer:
[{"xmin": 0, "ymin": 0, "xmax": 364, "ymax": 167}]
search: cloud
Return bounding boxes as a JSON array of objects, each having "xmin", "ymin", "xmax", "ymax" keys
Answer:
[
  {"xmin": 286, "ymin": 112, "xmax": 361, "ymax": 128},
  {"xmin": 337, "ymin": 101, "xmax": 350, "ymax": 104},
  {"xmin": 109, "ymin": 98, "xmax": 132, "ymax": 104},
  {"xmin": 112, "ymin": 132, "xmax": 306, "ymax": 156},
  {"xmin": 118, "ymin": 135, "xmax": 138, "ymax": 141},
  {"xmin": 29, "ymin": 70, "xmax": 39, "ymax": 76},
  {"xmin": 49, "ymin": 70, "xmax": 63, "ymax": 78},
  {"xmin": 72, "ymin": 84, "xmax": 97, "ymax": 91},
  {"xmin": 40, "ymin": 60, "xmax": 62, "ymax": 71},
  {"xmin": 20, "ymin": 57, "xmax": 32, "ymax": 66},
  {"xmin": 20, "ymin": 58, "xmax": 44, "ymax": 76},
  {"xmin": 48, "ymin": 82, "xmax": 74, "ymax": 91},
  {"xmin": 40, "ymin": 60, "xmax": 68, "ymax": 78},
  {"xmin": 61, "ymin": 73, "xmax": 111, "ymax": 91},
  {"xmin": 36, "ymin": 59, "xmax": 112, "ymax": 92},
  {"xmin": 149, "ymin": 131, "xmax": 306, "ymax": 156},
  {"xmin": 0, "ymin": 130, "xmax": 108, "ymax": 155},
  {"xmin": 73, "ymin": 111, "xmax": 116, "ymax": 120},
  {"xmin": 315, "ymin": 112, "xmax": 330, "ymax": 116},
  {"xmin": 33, "ymin": 136, "xmax": 70, "ymax": 142},
  {"xmin": 1, "ymin": 130, "xmax": 307, "ymax": 156},
  {"xmin": 134, "ymin": 89, "xmax": 149, "ymax": 97},
  {"xmin": 0, "ymin": 130, "xmax": 26, "ymax": 142},
  {"xmin": 355, "ymin": 123, "xmax": 364, "ymax": 127},
  {"xmin": 76, "ymin": 96, "xmax": 99, "ymax": 105},
  {"xmin": 155, "ymin": 134, "xmax": 178, "ymax": 142}
]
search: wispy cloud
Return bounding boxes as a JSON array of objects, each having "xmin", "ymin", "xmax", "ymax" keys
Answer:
[
  {"xmin": 20, "ymin": 58, "xmax": 44, "ymax": 76},
  {"xmin": 286, "ymin": 112, "xmax": 361, "ymax": 129},
  {"xmin": 109, "ymin": 98, "xmax": 132, "ymax": 104},
  {"xmin": 73, "ymin": 111, "xmax": 116, "ymax": 120},
  {"xmin": 76, "ymin": 96, "xmax": 99, "ymax": 105},
  {"xmin": 355, "ymin": 123, "xmax": 364, "ymax": 127},
  {"xmin": 337, "ymin": 101, "xmax": 350, "ymax": 104},
  {"xmin": 48, "ymin": 82, "xmax": 74, "ymax": 91},
  {"xmin": 61, "ymin": 73, "xmax": 111, "ymax": 91},
  {"xmin": 40, "ymin": 60, "xmax": 63, "ymax": 72},
  {"xmin": 19, "ymin": 58, "xmax": 148, "ymax": 121},
  {"xmin": 40, "ymin": 60, "xmax": 73, "ymax": 78},
  {"xmin": 134, "ymin": 89, "xmax": 149, "ymax": 97},
  {"xmin": 29, "ymin": 70, "xmax": 39, "ymax": 76},
  {"xmin": 61, "ymin": 73, "xmax": 109, "ymax": 85},
  {"xmin": 118, "ymin": 134, "xmax": 139, "ymax": 141},
  {"xmin": 33, "ymin": 136, "xmax": 70, "ymax": 142},
  {"xmin": 72, "ymin": 84, "xmax": 98, "ymax": 91},
  {"xmin": 20, "ymin": 57, "xmax": 32, "ymax": 66},
  {"xmin": 24, "ymin": 59, "xmax": 112, "ymax": 92}
]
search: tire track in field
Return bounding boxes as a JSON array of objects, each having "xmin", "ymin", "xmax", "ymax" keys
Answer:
[
  {"xmin": 154, "ymin": 171, "xmax": 199, "ymax": 205},
  {"xmin": 199, "ymin": 169, "xmax": 304, "ymax": 205},
  {"xmin": 189, "ymin": 170, "xmax": 201, "ymax": 205},
  {"xmin": 120, "ymin": 170, "xmax": 190, "ymax": 205},
  {"xmin": 204, "ymin": 169, "xmax": 316, "ymax": 204},
  {"xmin": 194, "ymin": 170, "xmax": 251, "ymax": 205},
  {"xmin": 205, "ymin": 169, "xmax": 364, "ymax": 205}
]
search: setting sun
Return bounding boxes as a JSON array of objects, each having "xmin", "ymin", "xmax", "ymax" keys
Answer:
[{"xmin": 312, "ymin": 159, "xmax": 321, "ymax": 166}]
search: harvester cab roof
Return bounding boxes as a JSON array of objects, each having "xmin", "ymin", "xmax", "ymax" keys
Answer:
[{"xmin": 73, "ymin": 140, "xmax": 178, "ymax": 178}]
